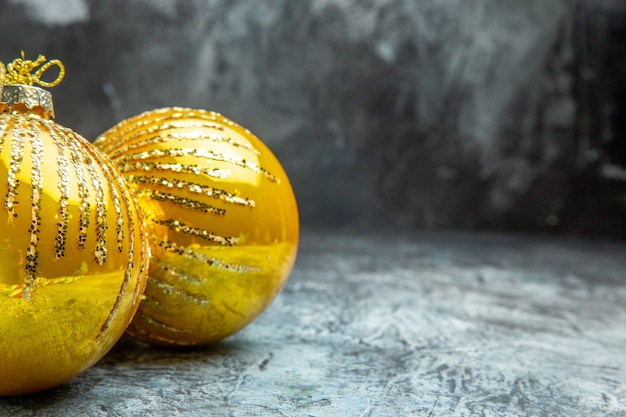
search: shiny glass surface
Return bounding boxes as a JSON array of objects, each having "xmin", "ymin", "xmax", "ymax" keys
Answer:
[
  {"xmin": 95, "ymin": 107, "xmax": 299, "ymax": 346},
  {"xmin": 0, "ymin": 111, "xmax": 148, "ymax": 395}
]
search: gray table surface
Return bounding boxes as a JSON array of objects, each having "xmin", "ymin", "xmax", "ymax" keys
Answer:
[{"xmin": 1, "ymin": 230, "xmax": 625, "ymax": 416}]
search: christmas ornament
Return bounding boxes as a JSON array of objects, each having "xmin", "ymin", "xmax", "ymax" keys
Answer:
[
  {"xmin": 95, "ymin": 107, "xmax": 299, "ymax": 346},
  {"xmin": 0, "ymin": 53, "xmax": 148, "ymax": 396}
]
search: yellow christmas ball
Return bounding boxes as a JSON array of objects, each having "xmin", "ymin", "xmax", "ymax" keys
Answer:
[
  {"xmin": 0, "ymin": 54, "xmax": 148, "ymax": 396},
  {"xmin": 95, "ymin": 107, "xmax": 299, "ymax": 346}
]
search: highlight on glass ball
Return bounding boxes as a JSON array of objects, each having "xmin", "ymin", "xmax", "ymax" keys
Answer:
[
  {"xmin": 94, "ymin": 107, "xmax": 299, "ymax": 346},
  {"xmin": 0, "ymin": 54, "xmax": 148, "ymax": 396}
]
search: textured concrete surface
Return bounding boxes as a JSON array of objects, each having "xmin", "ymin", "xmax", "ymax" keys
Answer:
[
  {"xmin": 1, "ymin": 1, "xmax": 625, "ymax": 234},
  {"xmin": 1, "ymin": 231, "xmax": 625, "ymax": 416}
]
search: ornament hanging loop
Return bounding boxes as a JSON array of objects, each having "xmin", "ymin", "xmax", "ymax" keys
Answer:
[
  {"xmin": 33, "ymin": 58, "xmax": 65, "ymax": 88},
  {"xmin": 0, "ymin": 51, "xmax": 65, "ymax": 88}
]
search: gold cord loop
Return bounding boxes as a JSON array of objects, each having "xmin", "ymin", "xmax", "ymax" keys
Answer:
[
  {"xmin": 0, "ymin": 51, "xmax": 65, "ymax": 88},
  {"xmin": 32, "ymin": 59, "xmax": 65, "ymax": 88}
]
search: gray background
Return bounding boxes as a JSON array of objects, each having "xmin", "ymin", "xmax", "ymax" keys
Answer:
[
  {"xmin": 1, "ymin": 2, "xmax": 625, "ymax": 414},
  {"xmin": 1, "ymin": 0, "xmax": 625, "ymax": 236}
]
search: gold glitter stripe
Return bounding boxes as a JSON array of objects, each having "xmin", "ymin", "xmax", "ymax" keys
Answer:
[
  {"xmin": 67, "ymin": 132, "xmax": 108, "ymax": 265},
  {"xmin": 54, "ymin": 153, "xmax": 70, "ymax": 259},
  {"xmin": 118, "ymin": 161, "xmax": 231, "ymax": 180},
  {"xmin": 134, "ymin": 229, "xmax": 146, "ymax": 303},
  {"xmin": 86, "ymin": 159, "xmax": 107, "ymax": 266},
  {"xmin": 154, "ymin": 218, "xmax": 238, "ymax": 246},
  {"xmin": 95, "ymin": 213, "xmax": 133, "ymax": 340},
  {"xmin": 134, "ymin": 310, "xmax": 189, "ymax": 334},
  {"xmin": 126, "ymin": 323, "xmax": 194, "ymax": 346},
  {"xmin": 5, "ymin": 120, "xmax": 27, "ymax": 218},
  {"xmin": 91, "ymin": 148, "xmax": 125, "ymax": 253},
  {"xmin": 63, "ymin": 130, "xmax": 91, "ymax": 250},
  {"xmin": 123, "ymin": 169, "xmax": 147, "ymax": 303},
  {"xmin": 23, "ymin": 122, "xmax": 44, "ymax": 301},
  {"xmin": 47, "ymin": 123, "xmax": 93, "ymax": 252},
  {"xmin": 128, "ymin": 175, "xmax": 255, "ymax": 208},
  {"xmin": 139, "ymin": 190, "xmax": 226, "ymax": 216},
  {"xmin": 80, "ymin": 143, "xmax": 108, "ymax": 263},
  {"xmin": 147, "ymin": 276, "xmax": 209, "ymax": 306},
  {"xmin": 94, "ymin": 108, "xmax": 225, "ymax": 153},
  {"xmin": 74, "ymin": 160, "xmax": 90, "ymax": 249},
  {"xmin": 48, "ymin": 123, "xmax": 109, "ymax": 265},
  {"xmin": 158, "ymin": 240, "xmax": 260, "ymax": 274},
  {"xmin": 141, "ymin": 297, "xmax": 165, "ymax": 311},
  {"xmin": 46, "ymin": 123, "xmax": 71, "ymax": 261},
  {"xmin": 156, "ymin": 262, "xmax": 205, "ymax": 285},
  {"xmin": 120, "ymin": 147, "xmax": 279, "ymax": 183},
  {"xmin": 108, "ymin": 169, "xmax": 125, "ymax": 253},
  {"xmin": 0, "ymin": 116, "xmax": 10, "ymax": 154},
  {"xmin": 107, "ymin": 130, "xmax": 259, "ymax": 160},
  {"xmin": 93, "ymin": 151, "xmax": 142, "ymax": 341}
]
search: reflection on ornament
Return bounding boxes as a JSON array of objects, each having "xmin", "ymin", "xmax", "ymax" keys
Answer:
[
  {"xmin": 0, "ymin": 53, "xmax": 148, "ymax": 396},
  {"xmin": 95, "ymin": 107, "xmax": 299, "ymax": 346}
]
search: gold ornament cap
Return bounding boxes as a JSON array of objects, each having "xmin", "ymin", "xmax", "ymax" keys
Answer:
[
  {"xmin": 0, "ymin": 84, "xmax": 55, "ymax": 119},
  {"xmin": 0, "ymin": 52, "xmax": 65, "ymax": 119}
]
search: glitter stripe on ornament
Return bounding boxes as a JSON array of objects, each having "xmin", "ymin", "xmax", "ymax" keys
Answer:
[
  {"xmin": 92, "ymin": 109, "xmax": 180, "ymax": 152},
  {"xmin": 157, "ymin": 240, "xmax": 260, "ymax": 274},
  {"xmin": 91, "ymin": 148, "xmax": 125, "ymax": 253},
  {"xmin": 108, "ymin": 169, "xmax": 125, "ymax": 253},
  {"xmin": 93, "ymin": 156, "xmax": 142, "ymax": 341},
  {"xmin": 86, "ymin": 161, "xmax": 107, "ymax": 266},
  {"xmin": 120, "ymin": 164, "xmax": 148, "ymax": 303},
  {"xmin": 47, "ymin": 122, "xmax": 72, "ymax": 260},
  {"xmin": 155, "ymin": 120, "xmax": 224, "ymax": 131},
  {"xmin": 81, "ymin": 155, "xmax": 107, "ymax": 263},
  {"xmin": 91, "ymin": 110, "xmax": 182, "ymax": 152},
  {"xmin": 0, "ymin": 116, "xmax": 10, "ymax": 153},
  {"xmin": 93, "ymin": 108, "xmax": 227, "ymax": 154},
  {"xmin": 138, "ymin": 190, "xmax": 226, "ymax": 216},
  {"xmin": 23, "ymin": 122, "xmax": 44, "ymax": 301},
  {"xmin": 118, "ymin": 161, "xmax": 231, "ymax": 180},
  {"xmin": 119, "ymin": 148, "xmax": 279, "ymax": 183},
  {"xmin": 156, "ymin": 262, "xmax": 206, "ymax": 285},
  {"xmin": 63, "ymin": 131, "xmax": 91, "ymax": 250},
  {"xmin": 6, "ymin": 118, "xmax": 27, "ymax": 218},
  {"xmin": 134, "ymin": 310, "xmax": 189, "ymax": 334},
  {"xmin": 83, "ymin": 141, "xmax": 148, "ymax": 303},
  {"xmin": 153, "ymin": 218, "xmax": 238, "ymax": 246},
  {"xmin": 107, "ymin": 130, "xmax": 259, "ymax": 160},
  {"xmin": 127, "ymin": 175, "xmax": 255, "ymax": 208},
  {"xmin": 55, "ymin": 124, "xmax": 109, "ymax": 265},
  {"xmin": 126, "ymin": 323, "xmax": 193, "ymax": 346},
  {"xmin": 126, "ymin": 186, "xmax": 144, "ymax": 304},
  {"xmin": 147, "ymin": 276, "xmax": 209, "ymax": 306},
  {"xmin": 141, "ymin": 297, "xmax": 165, "ymax": 311},
  {"xmin": 133, "ymin": 217, "xmax": 147, "ymax": 303}
]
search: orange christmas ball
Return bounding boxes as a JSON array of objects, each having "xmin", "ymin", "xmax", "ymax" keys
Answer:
[{"xmin": 95, "ymin": 107, "xmax": 299, "ymax": 346}]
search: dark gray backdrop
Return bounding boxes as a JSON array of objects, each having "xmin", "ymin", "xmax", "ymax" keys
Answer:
[{"xmin": 1, "ymin": 0, "xmax": 625, "ymax": 237}]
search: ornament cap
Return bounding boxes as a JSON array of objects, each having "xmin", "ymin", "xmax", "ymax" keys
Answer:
[
  {"xmin": 0, "ymin": 52, "xmax": 65, "ymax": 119},
  {"xmin": 0, "ymin": 84, "xmax": 55, "ymax": 119}
]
